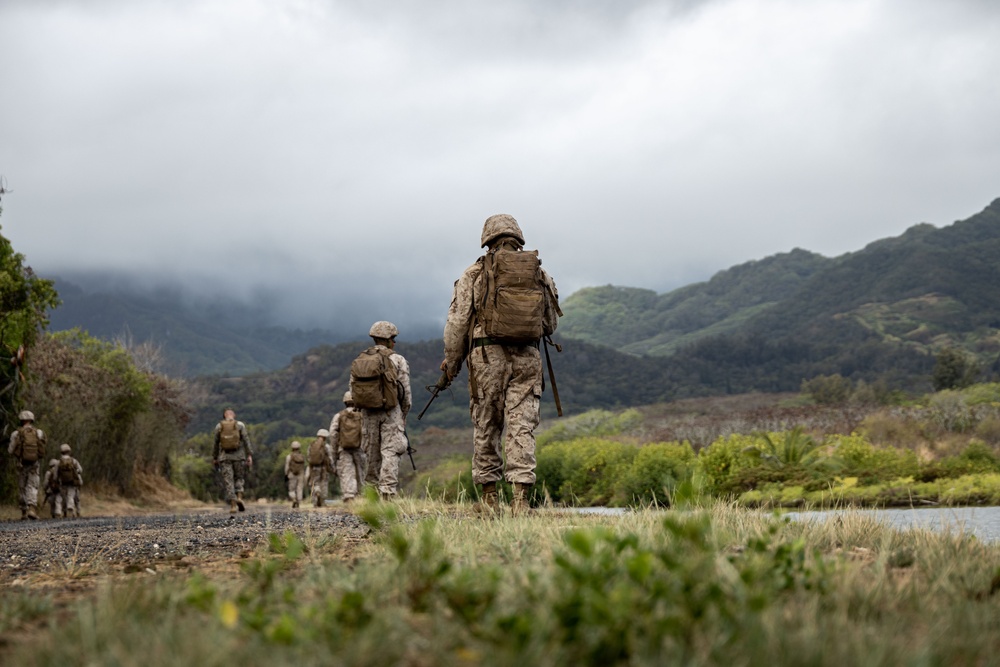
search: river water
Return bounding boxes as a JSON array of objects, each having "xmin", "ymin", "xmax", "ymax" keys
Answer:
[
  {"xmin": 562, "ymin": 506, "xmax": 1000, "ymax": 543},
  {"xmin": 787, "ymin": 505, "xmax": 1000, "ymax": 543}
]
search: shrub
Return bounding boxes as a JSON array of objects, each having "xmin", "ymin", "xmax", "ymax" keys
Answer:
[
  {"xmin": 696, "ymin": 434, "xmax": 760, "ymax": 497},
  {"xmin": 536, "ymin": 438, "xmax": 637, "ymax": 506},
  {"xmin": 618, "ymin": 441, "xmax": 696, "ymax": 506},
  {"xmin": 917, "ymin": 440, "xmax": 1000, "ymax": 482},
  {"xmin": 831, "ymin": 434, "xmax": 918, "ymax": 485}
]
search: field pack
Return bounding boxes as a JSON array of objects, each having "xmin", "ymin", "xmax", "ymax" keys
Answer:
[
  {"xmin": 219, "ymin": 419, "xmax": 241, "ymax": 451},
  {"xmin": 288, "ymin": 452, "xmax": 305, "ymax": 475},
  {"xmin": 308, "ymin": 437, "xmax": 327, "ymax": 466},
  {"xmin": 338, "ymin": 409, "xmax": 362, "ymax": 450},
  {"xmin": 350, "ymin": 347, "xmax": 399, "ymax": 410},
  {"xmin": 16, "ymin": 425, "xmax": 41, "ymax": 463},
  {"xmin": 479, "ymin": 247, "xmax": 546, "ymax": 344},
  {"xmin": 58, "ymin": 457, "xmax": 77, "ymax": 485}
]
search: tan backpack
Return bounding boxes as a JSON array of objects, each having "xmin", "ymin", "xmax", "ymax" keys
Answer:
[
  {"xmin": 288, "ymin": 452, "xmax": 306, "ymax": 475},
  {"xmin": 479, "ymin": 247, "xmax": 547, "ymax": 343},
  {"xmin": 58, "ymin": 457, "xmax": 78, "ymax": 485},
  {"xmin": 16, "ymin": 425, "xmax": 41, "ymax": 463},
  {"xmin": 308, "ymin": 437, "xmax": 327, "ymax": 466},
  {"xmin": 339, "ymin": 409, "xmax": 362, "ymax": 450},
  {"xmin": 350, "ymin": 347, "xmax": 399, "ymax": 410},
  {"xmin": 219, "ymin": 419, "xmax": 241, "ymax": 451}
]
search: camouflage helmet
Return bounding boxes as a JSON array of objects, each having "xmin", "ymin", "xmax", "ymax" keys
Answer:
[
  {"xmin": 369, "ymin": 321, "xmax": 399, "ymax": 339},
  {"xmin": 481, "ymin": 214, "xmax": 525, "ymax": 248},
  {"xmin": 18, "ymin": 410, "xmax": 34, "ymax": 422},
  {"xmin": 60, "ymin": 443, "xmax": 71, "ymax": 454},
  {"xmin": 291, "ymin": 441, "xmax": 301, "ymax": 450},
  {"xmin": 316, "ymin": 428, "xmax": 330, "ymax": 438},
  {"xmin": 49, "ymin": 459, "xmax": 59, "ymax": 467},
  {"xmin": 343, "ymin": 391, "xmax": 353, "ymax": 405}
]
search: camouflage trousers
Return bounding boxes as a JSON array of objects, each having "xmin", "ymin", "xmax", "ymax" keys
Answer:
[
  {"xmin": 468, "ymin": 343, "xmax": 542, "ymax": 486},
  {"xmin": 286, "ymin": 472, "xmax": 304, "ymax": 504},
  {"xmin": 56, "ymin": 486, "xmax": 80, "ymax": 517},
  {"xmin": 308, "ymin": 467, "xmax": 330, "ymax": 506},
  {"xmin": 337, "ymin": 447, "xmax": 367, "ymax": 500},
  {"xmin": 16, "ymin": 462, "xmax": 40, "ymax": 510},
  {"xmin": 219, "ymin": 460, "xmax": 246, "ymax": 502},
  {"xmin": 362, "ymin": 406, "xmax": 407, "ymax": 497}
]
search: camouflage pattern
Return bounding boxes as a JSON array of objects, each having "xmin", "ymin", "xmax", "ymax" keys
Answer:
[
  {"xmin": 306, "ymin": 439, "xmax": 336, "ymax": 506},
  {"xmin": 354, "ymin": 345, "xmax": 411, "ymax": 497},
  {"xmin": 8, "ymin": 427, "xmax": 46, "ymax": 511},
  {"xmin": 330, "ymin": 407, "xmax": 366, "ymax": 501},
  {"xmin": 442, "ymin": 240, "xmax": 559, "ymax": 487},
  {"xmin": 43, "ymin": 461, "xmax": 59, "ymax": 517},
  {"xmin": 212, "ymin": 419, "xmax": 253, "ymax": 502},
  {"xmin": 54, "ymin": 455, "xmax": 83, "ymax": 517},
  {"xmin": 285, "ymin": 467, "xmax": 304, "ymax": 504},
  {"xmin": 219, "ymin": 461, "xmax": 247, "ymax": 502}
]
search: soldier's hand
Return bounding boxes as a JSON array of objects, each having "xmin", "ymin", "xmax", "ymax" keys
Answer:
[{"xmin": 246, "ymin": 455, "xmax": 253, "ymax": 468}]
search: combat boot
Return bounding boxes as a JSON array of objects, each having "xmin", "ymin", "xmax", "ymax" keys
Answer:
[
  {"xmin": 474, "ymin": 482, "xmax": 501, "ymax": 517},
  {"xmin": 236, "ymin": 492, "xmax": 246, "ymax": 512},
  {"xmin": 229, "ymin": 499, "xmax": 238, "ymax": 514},
  {"xmin": 20, "ymin": 507, "xmax": 26, "ymax": 521},
  {"xmin": 511, "ymin": 483, "xmax": 533, "ymax": 517},
  {"xmin": 26, "ymin": 505, "xmax": 38, "ymax": 520}
]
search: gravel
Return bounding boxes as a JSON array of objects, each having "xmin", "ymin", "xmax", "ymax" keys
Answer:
[{"xmin": 0, "ymin": 505, "xmax": 372, "ymax": 577}]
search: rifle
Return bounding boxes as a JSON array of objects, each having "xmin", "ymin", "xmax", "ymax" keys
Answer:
[
  {"xmin": 404, "ymin": 430, "xmax": 417, "ymax": 471},
  {"xmin": 543, "ymin": 335, "xmax": 563, "ymax": 417},
  {"xmin": 417, "ymin": 371, "xmax": 451, "ymax": 420}
]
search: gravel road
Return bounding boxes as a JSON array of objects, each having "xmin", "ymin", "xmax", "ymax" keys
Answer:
[{"xmin": 0, "ymin": 505, "xmax": 372, "ymax": 578}]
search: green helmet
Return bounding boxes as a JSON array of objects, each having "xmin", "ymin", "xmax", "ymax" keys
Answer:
[
  {"xmin": 369, "ymin": 321, "xmax": 399, "ymax": 339},
  {"xmin": 481, "ymin": 213, "xmax": 525, "ymax": 248}
]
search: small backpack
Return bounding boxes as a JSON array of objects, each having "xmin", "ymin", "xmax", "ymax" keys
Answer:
[
  {"xmin": 308, "ymin": 437, "xmax": 327, "ymax": 466},
  {"xmin": 350, "ymin": 347, "xmax": 399, "ymax": 410},
  {"xmin": 58, "ymin": 458, "xmax": 77, "ymax": 485},
  {"xmin": 479, "ymin": 247, "xmax": 546, "ymax": 344},
  {"xmin": 339, "ymin": 409, "xmax": 362, "ymax": 450},
  {"xmin": 17, "ymin": 425, "xmax": 41, "ymax": 463},
  {"xmin": 288, "ymin": 452, "xmax": 306, "ymax": 475},
  {"xmin": 219, "ymin": 419, "xmax": 241, "ymax": 451}
]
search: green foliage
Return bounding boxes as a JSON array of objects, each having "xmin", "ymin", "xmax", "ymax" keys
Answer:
[
  {"xmin": 536, "ymin": 437, "xmax": 696, "ymax": 507},
  {"xmin": 801, "ymin": 374, "xmax": 853, "ymax": 405},
  {"xmin": 19, "ymin": 331, "xmax": 188, "ymax": 494},
  {"xmin": 831, "ymin": 434, "xmax": 919, "ymax": 485},
  {"xmin": 933, "ymin": 347, "xmax": 981, "ymax": 391},
  {"xmin": 536, "ymin": 408, "xmax": 642, "ymax": 446},
  {"xmin": 696, "ymin": 433, "xmax": 761, "ymax": 496},
  {"xmin": 917, "ymin": 440, "xmax": 1000, "ymax": 482}
]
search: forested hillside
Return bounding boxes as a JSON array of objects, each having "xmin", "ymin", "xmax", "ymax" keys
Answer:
[{"xmin": 558, "ymin": 198, "xmax": 1000, "ymax": 393}]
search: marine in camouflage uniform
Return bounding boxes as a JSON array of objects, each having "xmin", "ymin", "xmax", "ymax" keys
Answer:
[
  {"xmin": 54, "ymin": 443, "xmax": 84, "ymax": 518},
  {"xmin": 284, "ymin": 441, "xmax": 306, "ymax": 508},
  {"xmin": 330, "ymin": 391, "xmax": 367, "ymax": 503},
  {"xmin": 353, "ymin": 321, "xmax": 412, "ymax": 500},
  {"xmin": 306, "ymin": 428, "xmax": 336, "ymax": 507},
  {"xmin": 42, "ymin": 459, "xmax": 60, "ymax": 518},
  {"xmin": 7, "ymin": 410, "xmax": 47, "ymax": 520},
  {"xmin": 212, "ymin": 408, "xmax": 254, "ymax": 514},
  {"xmin": 441, "ymin": 214, "xmax": 561, "ymax": 514}
]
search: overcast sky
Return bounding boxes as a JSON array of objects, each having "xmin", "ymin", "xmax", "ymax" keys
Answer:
[{"xmin": 2, "ymin": 0, "xmax": 999, "ymax": 334}]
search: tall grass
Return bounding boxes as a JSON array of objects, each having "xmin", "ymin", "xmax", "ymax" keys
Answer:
[{"xmin": 7, "ymin": 500, "xmax": 1000, "ymax": 666}]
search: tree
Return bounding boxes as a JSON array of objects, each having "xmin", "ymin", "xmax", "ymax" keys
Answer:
[
  {"xmin": 1, "ymin": 203, "xmax": 60, "ymax": 425},
  {"xmin": 932, "ymin": 347, "xmax": 979, "ymax": 391}
]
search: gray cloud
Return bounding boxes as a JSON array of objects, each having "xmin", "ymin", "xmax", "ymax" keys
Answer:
[{"xmin": 2, "ymin": 0, "xmax": 999, "ymax": 331}]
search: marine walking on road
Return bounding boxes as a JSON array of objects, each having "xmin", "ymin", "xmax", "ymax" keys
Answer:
[
  {"xmin": 212, "ymin": 408, "xmax": 254, "ymax": 514},
  {"xmin": 440, "ymin": 214, "xmax": 562, "ymax": 515},
  {"xmin": 7, "ymin": 410, "xmax": 47, "ymax": 520}
]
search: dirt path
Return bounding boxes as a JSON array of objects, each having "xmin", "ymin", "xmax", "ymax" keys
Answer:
[{"xmin": 0, "ymin": 504, "xmax": 372, "ymax": 583}]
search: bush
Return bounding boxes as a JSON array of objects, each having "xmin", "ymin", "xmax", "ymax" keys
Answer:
[
  {"xmin": 831, "ymin": 434, "xmax": 918, "ymax": 485},
  {"xmin": 536, "ymin": 438, "xmax": 637, "ymax": 506},
  {"xmin": 696, "ymin": 434, "xmax": 761, "ymax": 497},
  {"xmin": 917, "ymin": 440, "xmax": 1000, "ymax": 482},
  {"xmin": 414, "ymin": 456, "xmax": 476, "ymax": 503},
  {"xmin": 618, "ymin": 441, "xmax": 696, "ymax": 506}
]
